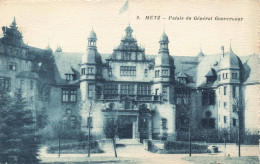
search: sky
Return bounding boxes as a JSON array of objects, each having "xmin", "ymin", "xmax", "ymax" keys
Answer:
[{"xmin": 0, "ymin": 0, "xmax": 259, "ymax": 56}]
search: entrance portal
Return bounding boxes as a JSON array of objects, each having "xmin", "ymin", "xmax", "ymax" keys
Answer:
[
  {"xmin": 118, "ymin": 123, "xmax": 133, "ymax": 139},
  {"xmin": 119, "ymin": 123, "xmax": 133, "ymax": 139}
]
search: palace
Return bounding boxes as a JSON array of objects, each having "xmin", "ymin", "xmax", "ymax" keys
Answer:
[{"xmin": 0, "ymin": 18, "xmax": 259, "ymax": 141}]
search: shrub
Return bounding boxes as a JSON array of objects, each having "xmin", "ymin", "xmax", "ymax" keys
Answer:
[
  {"xmin": 47, "ymin": 141, "xmax": 104, "ymax": 154},
  {"xmin": 242, "ymin": 131, "xmax": 259, "ymax": 145},
  {"xmin": 163, "ymin": 141, "xmax": 210, "ymax": 154}
]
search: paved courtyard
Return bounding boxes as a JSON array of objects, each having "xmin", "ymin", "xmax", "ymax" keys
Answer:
[{"xmin": 39, "ymin": 140, "xmax": 259, "ymax": 164}]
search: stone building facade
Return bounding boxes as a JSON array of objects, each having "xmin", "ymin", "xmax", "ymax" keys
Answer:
[{"xmin": 0, "ymin": 18, "xmax": 259, "ymax": 142}]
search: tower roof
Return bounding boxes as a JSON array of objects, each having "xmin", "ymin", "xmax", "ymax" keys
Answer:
[
  {"xmin": 88, "ymin": 28, "xmax": 97, "ymax": 40},
  {"xmin": 159, "ymin": 31, "xmax": 169, "ymax": 42},
  {"xmin": 219, "ymin": 46, "xmax": 240, "ymax": 70}
]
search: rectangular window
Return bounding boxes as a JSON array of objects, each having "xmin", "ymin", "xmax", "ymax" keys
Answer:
[
  {"xmin": 87, "ymin": 117, "xmax": 93, "ymax": 128},
  {"xmin": 226, "ymin": 73, "xmax": 228, "ymax": 79},
  {"xmin": 224, "ymin": 102, "xmax": 227, "ymax": 109},
  {"xmin": 120, "ymin": 66, "xmax": 136, "ymax": 76},
  {"xmin": 30, "ymin": 81, "xmax": 33, "ymax": 90},
  {"xmin": 70, "ymin": 90, "xmax": 77, "ymax": 102},
  {"xmin": 137, "ymin": 84, "xmax": 151, "ymax": 95},
  {"xmin": 162, "ymin": 118, "xmax": 167, "ymax": 129},
  {"xmin": 144, "ymin": 69, "xmax": 148, "ymax": 77},
  {"xmin": 9, "ymin": 62, "xmax": 16, "ymax": 71},
  {"xmin": 62, "ymin": 88, "xmax": 77, "ymax": 103},
  {"xmin": 20, "ymin": 80, "xmax": 24, "ymax": 89},
  {"xmin": 81, "ymin": 68, "xmax": 86, "ymax": 75},
  {"xmin": 232, "ymin": 105, "xmax": 237, "ymax": 112},
  {"xmin": 224, "ymin": 86, "xmax": 227, "ymax": 95},
  {"xmin": 66, "ymin": 74, "xmax": 74, "ymax": 81},
  {"xmin": 125, "ymin": 102, "xmax": 131, "ymax": 109},
  {"xmin": 209, "ymin": 91, "xmax": 215, "ymax": 105},
  {"xmin": 162, "ymin": 86, "xmax": 168, "ymax": 101},
  {"xmin": 233, "ymin": 86, "xmax": 236, "ymax": 98},
  {"xmin": 0, "ymin": 77, "xmax": 10, "ymax": 91},
  {"xmin": 218, "ymin": 75, "xmax": 221, "ymax": 81},
  {"xmin": 224, "ymin": 116, "xmax": 227, "ymax": 123},
  {"xmin": 88, "ymin": 67, "xmax": 94, "ymax": 74},
  {"xmin": 202, "ymin": 91, "xmax": 208, "ymax": 106},
  {"xmin": 233, "ymin": 118, "xmax": 236, "ymax": 126},
  {"xmin": 88, "ymin": 84, "xmax": 94, "ymax": 99}
]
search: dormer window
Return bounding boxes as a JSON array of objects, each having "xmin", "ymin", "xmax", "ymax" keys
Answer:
[
  {"xmin": 178, "ymin": 77, "xmax": 186, "ymax": 84},
  {"xmin": 65, "ymin": 74, "xmax": 75, "ymax": 81},
  {"xmin": 206, "ymin": 76, "xmax": 215, "ymax": 83}
]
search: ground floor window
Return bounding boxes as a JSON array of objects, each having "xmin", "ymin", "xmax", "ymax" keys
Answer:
[{"xmin": 201, "ymin": 118, "xmax": 215, "ymax": 129}]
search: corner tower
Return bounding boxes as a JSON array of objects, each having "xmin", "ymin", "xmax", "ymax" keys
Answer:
[
  {"xmin": 154, "ymin": 30, "xmax": 175, "ymax": 104},
  {"xmin": 80, "ymin": 29, "xmax": 102, "ymax": 100},
  {"xmin": 217, "ymin": 45, "xmax": 241, "ymax": 134}
]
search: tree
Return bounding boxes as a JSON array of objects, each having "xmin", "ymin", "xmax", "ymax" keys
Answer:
[
  {"xmin": 0, "ymin": 89, "xmax": 40, "ymax": 163},
  {"xmin": 46, "ymin": 107, "xmax": 72, "ymax": 157},
  {"xmin": 104, "ymin": 102, "xmax": 123, "ymax": 158},
  {"xmin": 79, "ymin": 98, "xmax": 98, "ymax": 157}
]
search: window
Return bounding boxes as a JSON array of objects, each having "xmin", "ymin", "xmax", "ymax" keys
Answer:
[
  {"xmin": 233, "ymin": 118, "xmax": 236, "ymax": 126},
  {"xmin": 162, "ymin": 118, "xmax": 167, "ymax": 129},
  {"xmin": 233, "ymin": 86, "xmax": 236, "ymax": 98},
  {"xmin": 202, "ymin": 91, "xmax": 208, "ymax": 106},
  {"xmin": 9, "ymin": 62, "xmax": 16, "ymax": 71},
  {"xmin": 0, "ymin": 77, "xmax": 10, "ymax": 91},
  {"xmin": 226, "ymin": 73, "xmax": 228, "ymax": 79},
  {"xmin": 209, "ymin": 92, "xmax": 215, "ymax": 105},
  {"xmin": 120, "ymin": 66, "xmax": 136, "ymax": 76},
  {"xmin": 232, "ymin": 105, "xmax": 237, "ymax": 112},
  {"xmin": 62, "ymin": 88, "xmax": 77, "ymax": 103},
  {"xmin": 88, "ymin": 84, "xmax": 94, "ymax": 99},
  {"xmin": 87, "ymin": 117, "xmax": 93, "ymax": 128},
  {"xmin": 224, "ymin": 116, "xmax": 227, "ymax": 123},
  {"xmin": 125, "ymin": 102, "xmax": 131, "ymax": 109},
  {"xmin": 104, "ymin": 84, "xmax": 118, "ymax": 94},
  {"xmin": 81, "ymin": 68, "xmax": 86, "ymax": 75},
  {"xmin": 121, "ymin": 84, "xmax": 135, "ymax": 95},
  {"xmin": 162, "ymin": 69, "xmax": 168, "ymax": 76},
  {"xmin": 66, "ymin": 74, "xmax": 74, "ymax": 81},
  {"xmin": 96, "ymin": 68, "xmax": 101, "ymax": 75},
  {"xmin": 30, "ymin": 81, "xmax": 33, "ymax": 90},
  {"xmin": 137, "ymin": 84, "xmax": 151, "ymax": 95},
  {"xmin": 224, "ymin": 86, "xmax": 227, "ymax": 95},
  {"xmin": 20, "ymin": 80, "xmax": 24, "ymax": 89},
  {"xmin": 70, "ymin": 90, "xmax": 77, "ymax": 102},
  {"xmin": 162, "ymin": 86, "xmax": 168, "ymax": 101},
  {"xmin": 232, "ymin": 73, "xmax": 238, "ymax": 79},
  {"xmin": 224, "ymin": 102, "xmax": 227, "ymax": 109},
  {"xmin": 144, "ymin": 69, "xmax": 148, "ymax": 77},
  {"xmin": 218, "ymin": 75, "xmax": 221, "ymax": 81},
  {"xmin": 222, "ymin": 73, "xmax": 225, "ymax": 79},
  {"xmin": 87, "ymin": 67, "xmax": 94, "ymax": 74},
  {"xmin": 155, "ymin": 70, "xmax": 161, "ymax": 78}
]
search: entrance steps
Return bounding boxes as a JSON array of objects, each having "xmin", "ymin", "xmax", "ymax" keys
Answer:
[{"xmin": 116, "ymin": 139, "xmax": 141, "ymax": 145}]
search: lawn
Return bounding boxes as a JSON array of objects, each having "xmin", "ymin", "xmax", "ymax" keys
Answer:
[{"xmin": 182, "ymin": 156, "xmax": 259, "ymax": 164}]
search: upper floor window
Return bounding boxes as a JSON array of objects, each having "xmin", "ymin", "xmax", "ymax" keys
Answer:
[
  {"xmin": 226, "ymin": 73, "xmax": 228, "ymax": 79},
  {"xmin": 218, "ymin": 75, "xmax": 221, "ymax": 81},
  {"xmin": 65, "ymin": 74, "xmax": 75, "ymax": 81},
  {"xmin": 81, "ymin": 68, "xmax": 86, "ymax": 75},
  {"xmin": 155, "ymin": 70, "xmax": 160, "ymax": 78},
  {"xmin": 161, "ymin": 118, "xmax": 167, "ymax": 129},
  {"xmin": 120, "ymin": 66, "xmax": 136, "ymax": 76},
  {"xmin": 202, "ymin": 90, "xmax": 215, "ymax": 106},
  {"xmin": 224, "ymin": 86, "xmax": 227, "ymax": 95},
  {"xmin": 144, "ymin": 69, "xmax": 148, "ymax": 77},
  {"xmin": 0, "ymin": 77, "xmax": 10, "ymax": 91},
  {"xmin": 87, "ymin": 67, "xmax": 94, "ymax": 74},
  {"xmin": 233, "ymin": 118, "xmax": 236, "ymax": 126},
  {"xmin": 162, "ymin": 86, "xmax": 168, "ymax": 101},
  {"xmin": 224, "ymin": 116, "xmax": 227, "ymax": 123},
  {"xmin": 30, "ymin": 81, "xmax": 33, "ymax": 90},
  {"xmin": 62, "ymin": 88, "xmax": 77, "ymax": 103},
  {"xmin": 232, "ymin": 86, "xmax": 236, "ymax": 98},
  {"xmin": 224, "ymin": 102, "xmax": 227, "ymax": 109},
  {"xmin": 162, "ymin": 69, "xmax": 168, "ymax": 76},
  {"xmin": 232, "ymin": 73, "xmax": 238, "ymax": 79},
  {"xmin": 104, "ymin": 84, "xmax": 118, "ymax": 94},
  {"xmin": 88, "ymin": 84, "xmax": 94, "ymax": 99},
  {"xmin": 121, "ymin": 84, "xmax": 135, "ymax": 95},
  {"xmin": 137, "ymin": 84, "xmax": 151, "ymax": 95},
  {"xmin": 9, "ymin": 62, "xmax": 16, "ymax": 71}
]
